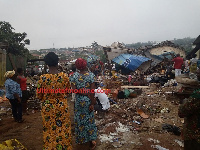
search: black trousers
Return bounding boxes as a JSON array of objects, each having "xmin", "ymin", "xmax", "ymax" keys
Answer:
[
  {"xmin": 184, "ymin": 140, "xmax": 200, "ymax": 150},
  {"xmin": 8, "ymin": 98, "xmax": 22, "ymax": 121},
  {"xmin": 94, "ymin": 98, "xmax": 103, "ymax": 111}
]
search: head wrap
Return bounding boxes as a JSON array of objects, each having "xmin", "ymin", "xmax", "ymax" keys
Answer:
[
  {"xmin": 4, "ymin": 70, "xmax": 15, "ymax": 78},
  {"xmin": 75, "ymin": 58, "xmax": 87, "ymax": 70},
  {"xmin": 44, "ymin": 52, "xmax": 59, "ymax": 67}
]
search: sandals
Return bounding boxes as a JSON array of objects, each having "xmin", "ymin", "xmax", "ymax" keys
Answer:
[{"xmin": 90, "ymin": 141, "xmax": 96, "ymax": 150}]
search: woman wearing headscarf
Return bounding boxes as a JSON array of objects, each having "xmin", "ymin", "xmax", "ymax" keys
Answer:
[
  {"xmin": 36, "ymin": 52, "xmax": 72, "ymax": 150},
  {"xmin": 70, "ymin": 58, "xmax": 97, "ymax": 149},
  {"xmin": 4, "ymin": 70, "xmax": 23, "ymax": 123}
]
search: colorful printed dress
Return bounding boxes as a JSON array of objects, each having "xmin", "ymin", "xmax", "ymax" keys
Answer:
[
  {"xmin": 37, "ymin": 72, "xmax": 72, "ymax": 150},
  {"xmin": 70, "ymin": 72, "xmax": 98, "ymax": 144}
]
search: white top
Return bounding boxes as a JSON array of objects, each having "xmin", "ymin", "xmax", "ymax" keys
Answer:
[{"xmin": 94, "ymin": 87, "xmax": 110, "ymax": 110}]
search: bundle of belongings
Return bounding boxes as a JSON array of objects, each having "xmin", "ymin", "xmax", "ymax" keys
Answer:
[{"xmin": 94, "ymin": 87, "xmax": 110, "ymax": 111}]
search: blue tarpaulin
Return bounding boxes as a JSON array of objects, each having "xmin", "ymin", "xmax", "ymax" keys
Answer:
[
  {"xmin": 158, "ymin": 52, "xmax": 175, "ymax": 60},
  {"xmin": 87, "ymin": 54, "xmax": 98, "ymax": 63},
  {"xmin": 112, "ymin": 54, "xmax": 150, "ymax": 72}
]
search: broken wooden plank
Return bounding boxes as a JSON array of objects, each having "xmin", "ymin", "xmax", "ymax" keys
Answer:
[{"xmin": 121, "ymin": 86, "xmax": 149, "ymax": 89}]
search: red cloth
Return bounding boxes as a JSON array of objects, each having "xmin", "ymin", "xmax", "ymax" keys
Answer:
[
  {"xmin": 172, "ymin": 57, "xmax": 183, "ymax": 69},
  {"xmin": 18, "ymin": 76, "xmax": 27, "ymax": 91},
  {"xmin": 99, "ymin": 61, "xmax": 103, "ymax": 66},
  {"xmin": 69, "ymin": 72, "xmax": 74, "ymax": 76},
  {"xmin": 75, "ymin": 58, "xmax": 87, "ymax": 70}
]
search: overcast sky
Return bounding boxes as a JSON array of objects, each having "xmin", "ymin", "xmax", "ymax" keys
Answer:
[{"xmin": 1, "ymin": 0, "xmax": 200, "ymax": 50}]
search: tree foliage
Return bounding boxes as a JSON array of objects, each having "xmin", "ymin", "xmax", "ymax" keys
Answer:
[
  {"xmin": 94, "ymin": 50, "xmax": 106, "ymax": 63},
  {"xmin": 125, "ymin": 37, "xmax": 196, "ymax": 55},
  {"xmin": 172, "ymin": 37, "xmax": 195, "ymax": 54},
  {"xmin": 91, "ymin": 41, "xmax": 98, "ymax": 48},
  {"xmin": 0, "ymin": 21, "xmax": 30, "ymax": 55}
]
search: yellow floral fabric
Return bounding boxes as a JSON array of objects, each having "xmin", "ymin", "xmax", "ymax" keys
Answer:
[{"xmin": 37, "ymin": 72, "xmax": 72, "ymax": 150}]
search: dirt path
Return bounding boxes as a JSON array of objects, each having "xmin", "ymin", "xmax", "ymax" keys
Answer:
[{"xmin": 0, "ymin": 94, "xmax": 184, "ymax": 150}]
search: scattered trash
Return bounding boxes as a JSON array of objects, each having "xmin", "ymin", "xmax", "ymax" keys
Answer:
[
  {"xmin": 108, "ymin": 98, "xmax": 117, "ymax": 104},
  {"xmin": 24, "ymin": 126, "xmax": 30, "ymax": 129},
  {"xmin": 174, "ymin": 139, "xmax": 184, "ymax": 147},
  {"xmin": 133, "ymin": 120, "xmax": 141, "ymax": 125},
  {"xmin": 154, "ymin": 118, "xmax": 163, "ymax": 123},
  {"xmin": 99, "ymin": 134, "xmax": 114, "ymax": 142},
  {"xmin": 148, "ymin": 138, "xmax": 160, "ymax": 144},
  {"xmin": 162, "ymin": 124, "xmax": 181, "ymax": 136},
  {"xmin": 0, "ymin": 107, "xmax": 7, "ymax": 115},
  {"xmin": 112, "ymin": 104, "xmax": 119, "ymax": 108},
  {"xmin": 151, "ymin": 145, "xmax": 169, "ymax": 150},
  {"xmin": 137, "ymin": 109, "xmax": 149, "ymax": 119},
  {"xmin": 112, "ymin": 141, "xmax": 122, "ymax": 148},
  {"xmin": 110, "ymin": 132, "xmax": 118, "ymax": 136},
  {"xmin": 160, "ymin": 108, "xmax": 170, "ymax": 113},
  {"xmin": 116, "ymin": 122, "xmax": 129, "ymax": 132}
]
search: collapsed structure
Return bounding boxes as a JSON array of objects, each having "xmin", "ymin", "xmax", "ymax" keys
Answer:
[{"xmin": 103, "ymin": 41, "xmax": 186, "ymax": 75}]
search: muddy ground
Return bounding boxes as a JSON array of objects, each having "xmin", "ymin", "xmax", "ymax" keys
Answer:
[{"xmin": 0, "ymin": 91, "xmax": 184, "ymax": 150}]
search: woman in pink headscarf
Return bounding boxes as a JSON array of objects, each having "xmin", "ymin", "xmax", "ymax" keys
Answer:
[{"xmin": 69, "ymin": 58, "xmax": 97, "ymax": 149}]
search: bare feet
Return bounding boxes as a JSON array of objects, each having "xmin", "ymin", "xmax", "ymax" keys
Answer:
[{"xmin": 90, "ymin": 141, "xmax": 96, "ymax": 150}]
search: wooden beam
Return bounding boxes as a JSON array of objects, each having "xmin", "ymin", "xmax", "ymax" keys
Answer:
[{"xmin": 121, "ymin": 86, "xmax": 149, "ymax": 89}]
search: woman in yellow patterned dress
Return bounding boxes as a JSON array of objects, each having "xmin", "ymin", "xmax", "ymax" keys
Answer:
[{"xmin": 37, "ymin": 52, "xmax": 72, "ymax": 150}]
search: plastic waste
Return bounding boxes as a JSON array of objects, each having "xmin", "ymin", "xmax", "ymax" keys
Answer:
[
  {"xmin": 133, "ymin": 120, "xmax": 141, "ymax": 125},
  {"xmin": 148, "ymin": 138, "xmax": 160, "ymax": 144},
  {"xmin": 124, "ymin": 89, "xmax": 130, "ymax": 98},
  {"xmin": 174, "ymin": 139, "xmax": 184, "ymax": 147},
  {"xmin": 108, "ymin": 98, "xmax": 117, "ymax": 104},
  {"xmin": 151, "ymin": 145, "xmax": 169, "ymax": 150}
]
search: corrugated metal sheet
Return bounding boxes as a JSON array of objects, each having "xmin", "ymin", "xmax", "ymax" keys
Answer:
[
  {"xmin": 0, "ymin": 49, "xmax": 6, "ymax": 86},
  {"xmin": 112, "ymin": 54, "xmax": 150, "ymax": 72}
]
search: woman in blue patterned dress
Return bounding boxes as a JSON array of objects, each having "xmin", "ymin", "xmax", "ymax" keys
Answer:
[{"xmin": 70, "ymin": 58, "xmax": 97, "ymax": 149}]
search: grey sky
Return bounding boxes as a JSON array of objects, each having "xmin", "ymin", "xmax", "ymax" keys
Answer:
[{"xmin": 1, "ymin": 0, "xmax": 200, "ymax": 50}]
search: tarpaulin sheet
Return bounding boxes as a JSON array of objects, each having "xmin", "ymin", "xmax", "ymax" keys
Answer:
[{"xmin": 112, "ymin": 54, "xmax": 150, "ymax": 72}]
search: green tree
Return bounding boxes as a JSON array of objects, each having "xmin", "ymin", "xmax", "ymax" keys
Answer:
[
  {"xmin": 91, "ymin": 41, "xmax": 99, "ymax": 53},
  {"xmin": 95, "ymin": 50, "xmax": 106, "ymax": 63},
  {"xmin": 0, "ymin": 21, "xmax": 30, "ymax": 55}
]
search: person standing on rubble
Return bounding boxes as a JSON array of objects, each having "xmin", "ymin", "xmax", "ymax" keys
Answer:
[
  {"xmin": 165, "ymin": 61, "xmax": 174, "ymax": 79},
  {"xmin": 70, "ymin": 58, "xmax": 97, "ymax": 150},
  {"xmin": 4, "ymin": 71, "xmax": 23, "ymax": 123},
  {"xmin": 172, "ymin": 54, "xmax": 184, "ymax": 77},
  {"xmin": 36, "ymin": 52, "xmax": 72, "ymax": 150},
  {"xmin": 178, "ymin": 89, "xmax": 200, "ymax": 150},
  {"xmin": 17, "ymin": 68, "xmax": 29, "ymax": 115}
]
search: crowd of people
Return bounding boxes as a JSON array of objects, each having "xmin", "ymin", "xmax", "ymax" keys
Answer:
[{"xmin": 3, "ymin": 52, "xmax": 200, "ymax": 149}]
